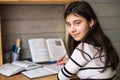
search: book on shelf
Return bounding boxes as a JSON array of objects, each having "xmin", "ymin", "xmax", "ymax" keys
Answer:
[
  {"xmin": 28, "ymin": 38, "xmax": 67, "ymax": 63},
  {"xmin": 0, "ymin": 60, "xmax": 42, "ymax": 76},
  {"xmin": 22, "ymin": 63, "xmax": 63, "ymax": 78}
]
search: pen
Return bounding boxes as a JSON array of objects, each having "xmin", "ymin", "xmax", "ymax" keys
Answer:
[
  {"xmin": 58, "ymin": 54, "xmax": 67, "ymax": 62},
  {"xmin": 16, "ymin": 38, "xmax": 20, "ymax": 48},
  {"xmin": 16, "ymin": 38, "xmax": 21, "ymax": 54}
]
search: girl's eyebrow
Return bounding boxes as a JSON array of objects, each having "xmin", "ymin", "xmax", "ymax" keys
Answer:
[
  {"xmin": 66, "ymin": 19, "xmax": 80, "ymax": 23},
  {"xmin": 65, "ymin": 22, "xmax": 70, "ymax": 24},
  {"xmin": 73, "ymin": 20, "xmax": 81, "ymax": 23}
]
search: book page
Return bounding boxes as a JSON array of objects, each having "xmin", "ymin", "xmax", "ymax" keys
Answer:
[
  {"xmin": 29, "ymin": 38, "xmax": 51, "ymax": 62},
  {"xmin": 0, "ymin": 63, "xmax": 25, "ymax": 76},
  {"xmin": 12, "ymin": 60, "xmax": 42, "ymax": 70},
  {"xmin": 46, "ymin": 39, "xmax": 67, "ymax": 61}
]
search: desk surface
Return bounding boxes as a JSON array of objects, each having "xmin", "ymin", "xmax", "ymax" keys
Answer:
[{"xmin": 0, "ymin": 73, "xmax": 79, "ymax": 80}]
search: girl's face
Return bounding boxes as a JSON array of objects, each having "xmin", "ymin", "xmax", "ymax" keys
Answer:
[{"xmin": 66, "ymin": 13, "xmax": 93, "ymax": 41}]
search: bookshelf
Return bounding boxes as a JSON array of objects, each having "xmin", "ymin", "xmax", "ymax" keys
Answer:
[
  {"xmin": 0, "ymin": 0, "xmax": 76, "ymax": 4},
  {"xmin": 0, "ymin": 0, "xmax": 76, "ymax": 65}
]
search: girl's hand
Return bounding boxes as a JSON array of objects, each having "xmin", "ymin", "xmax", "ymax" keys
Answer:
[{"xmin": 57, "ymin": 57, "xmax": 69, "ymax": 65}]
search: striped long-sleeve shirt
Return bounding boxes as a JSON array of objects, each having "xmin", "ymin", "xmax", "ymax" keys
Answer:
[{"xmin": 57, "ymin": 43, "xmax": 116, "ymax": 80}]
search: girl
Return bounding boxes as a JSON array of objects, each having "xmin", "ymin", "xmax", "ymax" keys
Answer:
[{"xmin": 57, "ymin": 1, "xmax": 119, "ymax": 80}]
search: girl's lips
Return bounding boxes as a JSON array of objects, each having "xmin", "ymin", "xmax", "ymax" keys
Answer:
[
  {"xmin": 72, "ymin": 33, "xmax": 80, "ymax": 36},
  {"xmin": 72, "ymin": 34, "xmax": 79, "ymax": 38}
]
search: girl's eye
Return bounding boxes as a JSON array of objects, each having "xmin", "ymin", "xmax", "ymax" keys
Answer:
[
  {"xmin": 74, "ymin": 21, "xmax": 81, "ymax": 26},
  {"xmin": 66, "ymin": 22, "xmax": 71, "ymax": 27}
]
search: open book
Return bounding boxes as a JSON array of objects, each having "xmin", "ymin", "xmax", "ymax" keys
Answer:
[
  {"xmin": 0, "ymin": 60, "xmax": 42, "ymax": 76},
  {"xmin": 22, "ymin": 64, "xmax": 63, "ymax": 78},
  {"xmin": 28, "ymin": 38, "xmax": 67, "ymax": 63}
]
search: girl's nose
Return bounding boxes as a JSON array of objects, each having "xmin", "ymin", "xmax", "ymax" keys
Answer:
[{"xmin": 70, "ymin": 25, "xmax": 76, "ymax": 32}]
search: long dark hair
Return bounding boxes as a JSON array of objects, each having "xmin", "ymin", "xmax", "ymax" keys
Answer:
[{"xmin": 64, "ymin": 1, "xmax": 119, "ymax": 71}]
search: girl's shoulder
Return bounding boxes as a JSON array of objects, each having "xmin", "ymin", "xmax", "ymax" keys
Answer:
[{"xmin": 76, "ymin": 42, "xmax": 101, "ymax": 56}]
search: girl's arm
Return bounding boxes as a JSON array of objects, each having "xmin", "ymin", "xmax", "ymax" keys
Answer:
[{"xmin": 57, "ymin": 47, "xmax": 91, "ymax": 80}]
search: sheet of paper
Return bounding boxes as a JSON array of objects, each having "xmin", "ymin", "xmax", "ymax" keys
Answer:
[
  {"xmin": 43, "ymin": 64, "xmax": 63, "ymax": 73},
  {"xmin": 22, "ymin": 67, "xmax": 55, "ymax": 78}
]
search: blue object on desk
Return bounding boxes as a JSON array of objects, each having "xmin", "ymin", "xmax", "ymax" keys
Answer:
[
  {"xmin": 12, "ymin": 44, "xmax": 21, "ymax": 54},
  {"xmin": 48, "ymin": 61, "xmax": 57, "ymax": 64},
  {"xmin": 12, "ymin": 45, "xmax": 16, "ymax": 52}
]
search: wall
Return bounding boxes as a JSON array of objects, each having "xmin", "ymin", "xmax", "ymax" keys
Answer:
[
  {"xmin": 84, "ymin": 0, "xmax": 120, "ymax": 80},
  {"xmin": 1, "ymin": 4, "xmax": 65, "ymax": 59}
]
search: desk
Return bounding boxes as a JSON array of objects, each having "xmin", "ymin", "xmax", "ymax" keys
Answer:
[{"xmin": 0, "ymin": 73, "xmax": 79, "ymax": 80}]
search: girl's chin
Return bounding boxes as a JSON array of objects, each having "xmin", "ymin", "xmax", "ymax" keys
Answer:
[{"xmin": 73, "ymin": 37, "xmax": 82, "ymax": 41}]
